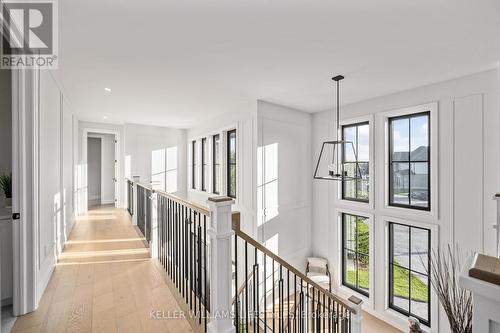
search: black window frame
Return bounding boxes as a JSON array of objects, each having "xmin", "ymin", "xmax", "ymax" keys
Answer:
[
  {"xmin": 388, "ymin": 111, "xmax": 431, "ymax": 211},
  {"xmin": 341, "ymin": 213, "xmax": 370, "ymax": 297},
  {"xmin": 388, "ymin": 222, "xmax": 431, "ymax": 326},
  {"xmin": 201, "ymin": 138, "xmax": 208, "ymax": 191},
  {"xmin": 341, "ymin": 121, "xmax": 370, "ymax": 203},
  {"xmin": 227, "ymin": 129, "xmax": 237, "ymax": 199},
  {"xmin": 212, "ymin": 134, "xmax": 220, "ymax": 194},
  {"xmin": 191, "ymin": 140, "xmax": 197, "ymax": 190}
]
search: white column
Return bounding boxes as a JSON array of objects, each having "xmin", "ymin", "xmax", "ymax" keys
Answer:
[
  {"xmin": 494, "ymin": 195, "xmax": 500, "ymax": 257},
  {"xmin": 347, "ymin": 296, "xmax": 363, "ymax": 333},
  {"xmin": 206, "ymin": 196, "xmax": 235, "ymax": 333}
]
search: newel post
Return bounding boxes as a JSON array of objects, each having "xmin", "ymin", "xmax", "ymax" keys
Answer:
[
  {"xmin": 348, "ymin": 295, "xmax": 363, "ymax": 333},
  {"xmin": 206, "ymin": 196, "xmax": 235, "ymax": 333}
]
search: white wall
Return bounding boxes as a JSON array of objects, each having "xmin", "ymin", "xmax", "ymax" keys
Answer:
[
  {"xmin": 87, "ymin": 137, "xmax": 102, "ymax": 206},
  {"xmin": 311, "ymin": 69, "xmax": 499, "ymax": 332},
  {"xmin": 257, "ymin": 101, "xmax": 312, "ymax": 269},
  {"xmin": 186, "ymin": 102, "xmax": 257, "ymax": 235},
  {"xmin": 124, "ymin": 123, "xmax": 187, "ymax": 197},
  {"xmin": 37, "ymin": 71, "xmax": 76, "ymax": 301}
]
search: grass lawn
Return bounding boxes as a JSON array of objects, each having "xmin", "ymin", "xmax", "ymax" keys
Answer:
[{"xmin": 346, "ymin": 266, "xmax": 428, "ymax": 302}]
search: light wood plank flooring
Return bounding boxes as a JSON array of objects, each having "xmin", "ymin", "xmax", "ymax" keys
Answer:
[{"xmin": 12, "ymin": 206, "xmax": 194, "ymax": 333}]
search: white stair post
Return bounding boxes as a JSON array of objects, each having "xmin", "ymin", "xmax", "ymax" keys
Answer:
[
  {"xmin": 206, "ymin": 196, "xmax": 235, "ymax": 333},
  {"xmin": 348, "ymin": 296, "xmax": 363, "ymax": 333}
]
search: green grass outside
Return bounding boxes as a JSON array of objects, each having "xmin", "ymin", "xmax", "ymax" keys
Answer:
[{"xmin": 346, "ymin": 266, "xmax": 428, "ymax": 302}]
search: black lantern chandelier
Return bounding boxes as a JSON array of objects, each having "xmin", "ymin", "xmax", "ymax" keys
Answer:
[{"xmin": 313, "ymin": 75, "xmax": 362, "ymax": 181}]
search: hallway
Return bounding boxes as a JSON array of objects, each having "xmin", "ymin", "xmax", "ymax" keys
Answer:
[{"xmin": 11, "ymin": 207, "xmax": 194, "ymax": 333}]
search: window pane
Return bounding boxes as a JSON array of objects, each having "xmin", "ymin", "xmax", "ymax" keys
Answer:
[
  {"xmin": 343, "ymin": 163, "xmax": 357, "ymax": 199},
  {"xmin": 410, "ymin": 162, "xmax": 429, "ymax": 208},
  {"xmin": 392, "ymin": 265, "xmax": 410, "ymax": 312},
  {"xmin": 166, "ymin": 170, "xmax": 177, "ymax": 193},
  {"xmin": 357, "ymin": 216, "xmax": 369, "ymax": 255},
  {"xmin": 392, "ymin": 224, "xmax": 409, "ymax": 268},
  {"xmin": 392, "ymin": 162, "xmax": 410, "ymax": 206},
  {"xmin": 358, "ymin": 124, "xmax": 369, "ymax": 162},
  {"xmin": 344, "ymin": 250, "xmax": 357, "ymax": 286},
  {"xmin": 410, "ymin": 115, "xmax": 429, "ymax": 161},
  {"xmin": 357, "ymin": 162, "xmax": 369, "ymax": 200},
  {"xmin": 411, "ymin": 227, "xmax": 429, "ymax": 274},
  {"xmin": 151, "ymin": 148, "xmax": 166, "ymax": 174},
  {"xmin": 213, "ymin": 135, "xmax": 220, "ymax": 164},
  {"xmin": 229, "ymin": 132, "xmax": 236, "ymax": 163},
  {"xmin": 166, "ymin": 147, "xmax": 177, "ymax": 171},
  {"xmin": 357, "ymin": 254, "xmax": 369, "ymax": 292},
  {"xmin": 151, "ymin": 173, "xmax": 165, "ymax": 192},
  {"xmin": 391, "ymin": 118, "xmax": 410, "ymax": 161},
  {"xmin": 343, "ymin": 126, "xmax": 356, "ymax": 162},
  {"xmin": 343, "ymin": 214, "xmax": 356, "ymax": 251},
  {"xmin": 229, "ymin": 164, "xmax": 236, "ymax": 197},
  {"xmin": 213, "ymin": 165, "xmax": 220, "ymax": 194},
  {"xmin": 410, "ymin": 272, "xmax": 429, "ymax": 322}
]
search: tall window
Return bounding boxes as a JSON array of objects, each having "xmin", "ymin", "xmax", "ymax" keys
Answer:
[
  {"xmin": 389, "ymin": 222, "xmax": 431, "ymax": 326},
  {"xmin": 191, "ymin": 140, "xmax": 197, "ymax": 190},
  {"xmin": 151, "ymin": 147, "xmax": 178, "ymax": 193},
  {"xmin": 201, "ymin": 138, "xmax": 208, "ymax": 191},
  {"xmin": 342, "ymin": 122, "xmax": 369, "ymax": 202},
  {"xmin": 227, "ymin": 129, "xmax": 237, "ymax": 198},
  {"xmin": 213, "ymin": 134, "xmax": 220, "ymax": 194},
  {"xmin": 389, "ymin": 112, "xmax": 430, "ymax": 210},
  {"xmin": 342, "ymin": 213, "xmax": 370, "ymax": 296}
]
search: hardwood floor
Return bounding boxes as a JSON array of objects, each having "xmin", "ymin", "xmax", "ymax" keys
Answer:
[{"xmin": 12, "ymin": 206, "xmax": 194, "ymax": 333}]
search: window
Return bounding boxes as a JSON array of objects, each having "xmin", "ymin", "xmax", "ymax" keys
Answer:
[
  {"xmin": 192, "ymin": 140, "xmax": 197, "ymax": 190},
  {"xmin": 227, "ymin": 129, "xmax": 236, "ymax": 198},
  {"xmin": 213, "ymin": 134, "xmax": 220, "ymax": 194},
  {"xmin": 151, "ymin": 147, "xmax": 177, "ymax": 193},
  {"xmin": 389, "ymin": 112, "xmax": 430, "ymax": 210},
  {"xmin": 342, "ymin": 213, "xmax": 370, "ymax": 296},
  {"xmin": 389, "ymin": 222, "xmax": 431, "ymax": 326},
  {"xmin": 201, "ymin": 138, "xmax": 208, "ymax": 191},
  {"xmin": 342, "ymin": 122, "xmax": 369, "ymax": 202}
]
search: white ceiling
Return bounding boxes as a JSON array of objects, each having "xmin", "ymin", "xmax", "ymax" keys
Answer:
[{"xmin": 54, "ymin": 0, "xmax": 500, "ymax": 128}]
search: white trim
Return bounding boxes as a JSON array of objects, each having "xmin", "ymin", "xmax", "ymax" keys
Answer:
[
  {"xmin": 335, "ymin": 114, "xmax": 375, "ymax": 212},
  {"xmin": 381, "ymin": 215, "xmax": 439, "ymax": 332},
  {"xmin": 82, "ymin": 128, "xmax": 121, "ymax": 212},
  {"xmin": 12, "ymin": 66, "xmax": 38, "ymax": 315},
  {"xmin": 333, "ymin": 207, "xmax": 375, "ymax": 310},
  {"xmin": 187, "ymin": 122, "xmax": 241, "ymax": 204},
  {"xmin": 378, "ymin": 102, "xmax": 439, "ymax": 221}
]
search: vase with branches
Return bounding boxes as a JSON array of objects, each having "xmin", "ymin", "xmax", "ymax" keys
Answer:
[
  {"xmin": 426, "ymin": 244, "xmax": 473, "ymax": 333},
  {"xmin": 0, "ymin": 173, "xmax": 12, "ymax": 208}
]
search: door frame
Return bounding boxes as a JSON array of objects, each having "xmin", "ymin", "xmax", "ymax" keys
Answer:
[
  {"xmin": 82, "ymin": 128, "xmax": 121, "ymax": 213},
  {"xmin": 12, "ymin": 66, "xmax": 39, "ymax": 315}
]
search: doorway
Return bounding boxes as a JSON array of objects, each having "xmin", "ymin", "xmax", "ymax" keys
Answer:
[{"xmin": 87, "ymin": 133, "xmax": 117, "ymax": 208}]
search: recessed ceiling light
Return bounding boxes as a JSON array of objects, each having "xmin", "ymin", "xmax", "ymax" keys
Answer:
[
  {"xmin": 104, "ymin": 87, "xmax": 111, "ymax": 92},
  {"xmin": 103, "ymin": 115, "xmax": 108, "ymax": 119}
]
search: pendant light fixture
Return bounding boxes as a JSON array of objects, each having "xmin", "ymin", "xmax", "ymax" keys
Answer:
[{"xmin": 313, "ymin": 75, "xmax": 362, "ymax": 181}]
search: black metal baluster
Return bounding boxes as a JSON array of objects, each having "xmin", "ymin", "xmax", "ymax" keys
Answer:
[
  {"xmin": 280, "ymin": 266, "xmax": 283, "ymax": 333},
  {"xmin": 294, "ymin": 274, "xmax": 297, "ymax": 333},
  {"xmin": 287, "ymin": 270, "xmax": 290, "ymax": 332},
  {"xmin": 234, "ymin": 234, "xmax": 239, "ymax": 333},
  {"xmin": 189, "ymin": 209, "xmax": 193, "ymax": 310},
  {"xmin": 272, "ymin": 260, "xmax": 275, "ymax": 333},
  {"xmin": 263, "ymin": 253, "xmax": 267, "ymax": 333},
  {"xmin": 203, "ymin": 214, "xmax": 207, "ymax": 331},
  {"xmin": 198, "ymin": 214, "xmax": 202, "ymax": 324},
  {"xmin": 245, "ymin": 241, "xmax": 249, "ymax": 333}
]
